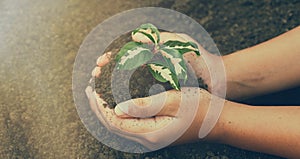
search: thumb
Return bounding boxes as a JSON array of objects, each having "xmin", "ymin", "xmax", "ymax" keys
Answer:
[
  {"xmin": 114, "ymin": 91, "xmax": 180, "ymax": 118},
  {"xmin": 114, "ymin": 94, "xmax": 164, "ymax": 118}
]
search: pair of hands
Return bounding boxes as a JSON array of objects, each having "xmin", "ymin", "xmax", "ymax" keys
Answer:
[{"xmin": 85, "ymin": 32, "xmax": 226, "ymax": 150}]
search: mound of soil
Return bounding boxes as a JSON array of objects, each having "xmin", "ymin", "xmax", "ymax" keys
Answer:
[{"xmin": 94, "ymin": 33, "xmax": 207, "ymax": 109}]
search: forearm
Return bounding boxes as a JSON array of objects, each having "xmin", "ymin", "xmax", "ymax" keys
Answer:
[
  {"xmin": 219, "ymin": 101, "xmax": 300, "ymax": 158},
  {"xmin": 224, "ymin": 26, "xmax": 300, "ymax": 99}
]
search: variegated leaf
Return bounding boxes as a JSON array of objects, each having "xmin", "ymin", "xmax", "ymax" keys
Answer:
[
  {"xmin": 159, "ymin": 48, "xmax": 187, "ymax": 80},
  {"xmin": 148, "ymin": 63, "xmax": 179, "ymax": 90},
  {"xmin": 163, "ymin": 40, "xmax": 200, "ymax": 55},
  {"xmin": 132, "ymin": 23, "xmax": 160, "ymax": 45},
  {"xmin": 116, "ymin": 42, "xmax": 141, "ymax": 61},
  {"xmin": 117, "ymin": 44, "xmax": 153, "ymax": 70}
]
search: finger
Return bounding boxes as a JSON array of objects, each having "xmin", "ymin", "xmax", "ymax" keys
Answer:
[
  {"xmin": 111, "ymin": 116, "xmax": 176, "ymax": 151},
  {"xmin": 85, "ymin": 86, "xmax": 114, "ymax": 130},
  {"xmin": 97, "ymin": 51, "xmax": 111, "ymax": 67},
  {"xmin": 107, "ymin": 116, "xmax": 176, "ymax": 151},
  {"xmin": 114, "ymin": 106, "xmax": 131, "ymax": 118},
  {"xmin": 115, "ymin": 116, "xmax": 175, "ymax": 133},
  {"xmin": 85, "ymin": 86, "xmax": 93, "ymax": 99},
  {"xmin": 92, "ymin": 92, "xmax": 116, "ymax": 130},
  {"xmin": 91, "ymin": 92, "xmax": 175, "ymax": 133},
  {"xmin": 91, "ymin": 66, "xmax": 101, "ymax": 77}
]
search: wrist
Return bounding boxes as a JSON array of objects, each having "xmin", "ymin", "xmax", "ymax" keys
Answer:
[
  {"xmin": 200, "ymin": 99, "xmax": 228, "ymax": 143},
  {"xmin": 195, "ymin": 91, "xmax": 228, "ymax": 143},
  {"xmin": 214, "ymin": 100, "xmax": 250, "ymax": 144},
  {"xmin": 222, "ymin": 54, "xmax": 238, "ymax": 99},
  {"xmin": 204, "ymin": 53, "xmax": 227, "ymax": 99},
  {"xmin": 223, "ymin": 48, "xmax": 281, "ymax": 100},
  {"xmin": 173, "ymin": 89, "xmax": 224, "ymax": 144},
  {"xmin": 222, "ymin": 53, "xmax": 255, "ymax": 100}
]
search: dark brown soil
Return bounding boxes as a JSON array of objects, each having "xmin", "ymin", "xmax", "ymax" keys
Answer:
[{"xmin": 95, "ymin": 32, "xmax": 207, "ymax": 108}]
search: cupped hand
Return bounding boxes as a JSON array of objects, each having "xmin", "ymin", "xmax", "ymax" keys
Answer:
[
  {"xmin": 86, "ymin": 83, "xmax": 218, "ymax": 150},
  {"xmin": 85, "ymin": 31, "xmax": 226, "ymax": 150}
]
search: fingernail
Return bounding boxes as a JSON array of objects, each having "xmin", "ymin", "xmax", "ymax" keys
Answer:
[
  {"xmin": 114, "ymin": 105, "xmax": 133, "ymax": 118},
  {"xmin": 118, "ymin": 102, "xmax": 129, "ymax": 113},
  {"xmin": 114, "ymin": 106, "xmax": 124, "ymax": 116}
]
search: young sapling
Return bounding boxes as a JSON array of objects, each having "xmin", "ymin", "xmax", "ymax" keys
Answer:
[{"xmin": 116, "ymin": 23, "xmax": 201, "ymax": 90}]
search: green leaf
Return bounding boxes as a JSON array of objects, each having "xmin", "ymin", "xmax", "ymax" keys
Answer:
[
  {"xmin": 163, "ymin": 40, "xmax": 200, "ymax": 55},
  {"xmin": 148, "ymin": 63, "xmax": 180, "ymax": 90},
  {"xmin": 132, "ymin": 23, "xmax": 160, "ymax": 45},
  {"xmin": 148, "ymin": 64, "xmax": 167, "ymax": 83},
  {"xmin": 117, "ymin": 44, "xmax": 153, "ymax": 70},
  {"xmin": 116, "ymin": 42, "xmax": 142, "ymax": 61},
  {"xmin": 159, "ymin": 48, "xmax": 188, "ymax": 81}
]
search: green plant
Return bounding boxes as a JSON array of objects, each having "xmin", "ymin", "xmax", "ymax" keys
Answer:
[{"xmin": 116, "ymin": 23, "xmax": 200, "ymax": 90}]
